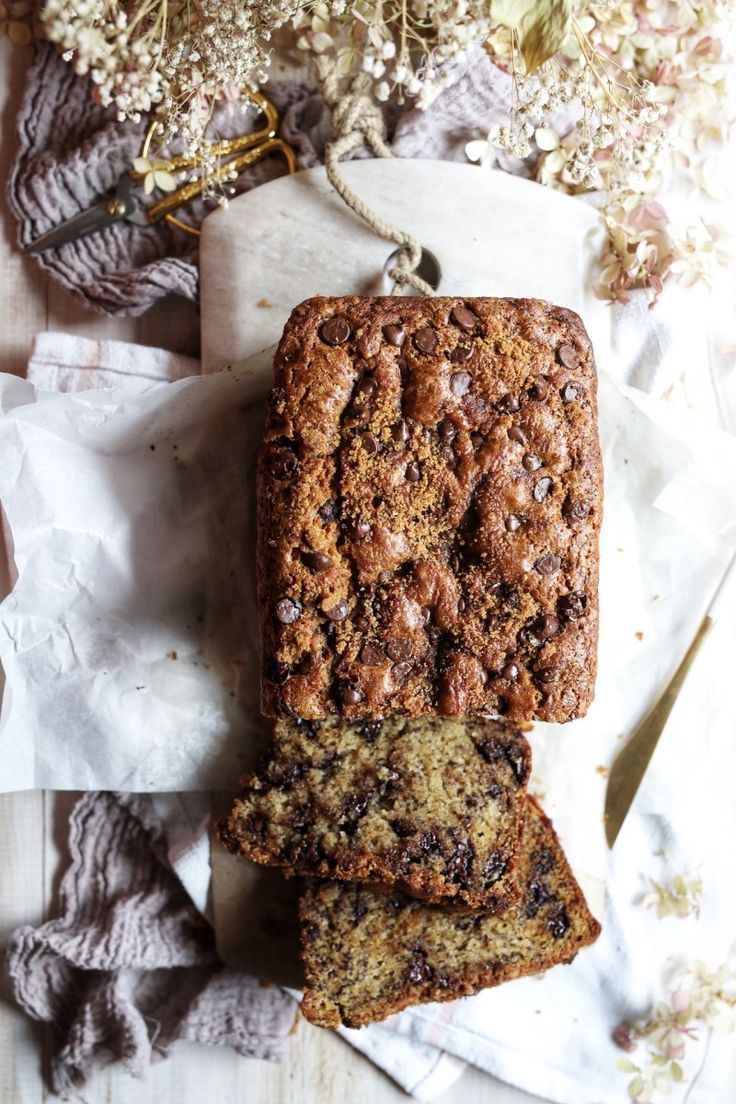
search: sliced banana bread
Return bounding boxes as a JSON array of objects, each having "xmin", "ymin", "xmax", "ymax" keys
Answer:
[
  {"xmin": 299, "ymin": 796, "xmax": 600, "ymax": 1028},
  {"xmin": 219, "ymin": 715, "xmax": 531, "ymax": 910}
]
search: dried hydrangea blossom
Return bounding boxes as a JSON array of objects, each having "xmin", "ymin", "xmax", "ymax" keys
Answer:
[
  {"xmin": 615, "ymin": 961, "xmax": 736, "ymax": 1102},
  {"xmin": 641, "ymin": 873, "xmax": 703, "ymax": 920},
  {"xmin": 481, "ymin": 1, "xmax": 735, "ymax": 304}
]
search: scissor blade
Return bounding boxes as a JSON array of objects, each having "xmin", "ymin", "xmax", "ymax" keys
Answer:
[{"xmin": 24, "ymin": 175, "xmax": 144, "ymax": 254}]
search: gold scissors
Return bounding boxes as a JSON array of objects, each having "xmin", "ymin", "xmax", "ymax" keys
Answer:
[{"xmin": 25, "ymin": 92, "xmax": 296, "ymax": 253}]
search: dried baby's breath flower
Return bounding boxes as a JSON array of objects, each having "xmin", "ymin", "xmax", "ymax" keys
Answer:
[
  {"xmin": 641, "ymin": 872, "xmax": 703, "ymax": 920},
  {"xmin": 42, "ymin": 0, "xmax": 299, "ymax": 195},
  {"xmin": 615, "ymin": 961, "xmax": 736, "ymax": 1102}
]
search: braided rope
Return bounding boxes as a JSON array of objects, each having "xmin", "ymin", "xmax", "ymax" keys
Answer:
[{"xmin": 320, "ymin": 68, "xmax": 434, "ymax": 296}]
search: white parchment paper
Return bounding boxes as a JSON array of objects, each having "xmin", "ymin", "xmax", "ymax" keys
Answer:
[{"xmin": 0, "ymin": 364, "xmax": 735, "ymax": 802}]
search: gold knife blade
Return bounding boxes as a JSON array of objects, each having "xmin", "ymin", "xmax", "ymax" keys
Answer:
[{"xmin": 605, "ymin": 550, "xmax": 736, "ymax": 848}]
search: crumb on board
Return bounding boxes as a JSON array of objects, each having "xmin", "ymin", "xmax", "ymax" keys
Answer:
[
  {"xmin": 257, "ymin": 297, "xmax": 273, "ymax": 308},
  {"xmin": 149, "ymin": 444, "xmax": 155, "ymax": 451},
  {"xmin": 168, "ymin": 650, "xmax": 178, "ymax": 660},
  {"xmin": 652, "ymin": 594, "xmax": 660, "ymax": 601},
  {"xmin": 616, "ymin": 732, "xmax": 625, "ymax": 741},
  {"xmin": 635, "ymin": 631, "xmax": 643, "ymax": 641},
  {"xmin": 596, "ymin": 765, "xmax": 609, "ymax": 778}
]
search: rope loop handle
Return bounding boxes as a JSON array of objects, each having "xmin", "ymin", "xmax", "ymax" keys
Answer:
[{"xmin": 319, "ymin": 65, "xmax": 435, "ymax": 297}]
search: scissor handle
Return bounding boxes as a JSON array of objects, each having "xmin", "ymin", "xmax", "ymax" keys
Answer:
[
  {"xmin": 132, "ymin": 92, "xmax": 281, "ymax": 181},
  {"xmin": 148, "ymin": 138, "xmax": 297, "ymax": 236}
]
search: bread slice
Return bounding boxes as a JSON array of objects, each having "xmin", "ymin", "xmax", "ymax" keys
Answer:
[
  {"xmin": 299, "ymin": 797, "xmax": 600, "ymax": 1028},
  {"xmin": 218, "ymin": 715, "xmax": 531, "ymax": 910}
]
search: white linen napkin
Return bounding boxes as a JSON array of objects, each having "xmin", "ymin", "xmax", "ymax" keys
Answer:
[{"xmin": 2, "ymin": 297, "xmax": 735, "ymax": 1102}]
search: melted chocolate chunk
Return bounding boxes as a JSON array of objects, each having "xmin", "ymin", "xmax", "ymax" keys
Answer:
[
  {"xmin": 562, "ymin": 496, "xmax": 589, "ymax": 524},
  {"xmin": 450, "ymin": 344, "xmax": 473, "ymax": 364},
  {"xmin": 523, "ymin": 454, "xmax": 542, "ymax": 472},
  {"xmin": 558, "ymin": 592, "xmax": 587, "ymax": 621},
  {"xmin": 405, "ymin": 461, "xmax": 421, "ymax": 481},
  {"xmin": 528, "ymin": 377, "xmax": 549, "ymax": 400},
  {"xmin": 561, "ymin": 380, "xmax": 584, "ymax": 404},
  {"xmin": 337, "ymin": 682, "xmax": 363, "ymax": 705},
  {"xmin": 323, "ymin": 599, "xmax": 350, "ymax": 621},
  {"xmin": 508, "ymin": 426, "xmax": 527, "ymax": 445},
  {"xmin": 386, "ymin": 638, "xmax": 413, "ymax": 662},
  {"xmin": 535, "ymin": 553, "xmax": 561, "ymax": 575},
  {"xmin": 482, "ymin": 850, "xmax": 507, "ymax": 884},
  {"xmin": 413, "ymin": 325, "xmax": 438, "ymax": 354},
  {"xmin": 302, "ymin": 550, "xmax": 331, "ymax": 572},
  {"xmin": 359, "ymin": 642, "xmax": 385, "ymax": 666},
  {"xmin": 382, "ymin": 323, "xmax": 405, "ymax": 346},
  {"xmin": 557, "ymin": 343, "xmax": 579, "ymax": 369},
  {"xmin": 450, "ymin": 304, "xmax": 478, "ymax": 331},
  {"xmin": 392, "ymin": 419, "xmax": 410, "ymax": 444},
  {"xmin": 274, "ymin": 597, "xmax": 302, "ymax": 624},
  {"xmin": 319, "ymin": 316, "xmax": 351, "ymax": 345},
  {"xmin": 496, "ymin": 393, "xmax": 520, "ymax": 414}
]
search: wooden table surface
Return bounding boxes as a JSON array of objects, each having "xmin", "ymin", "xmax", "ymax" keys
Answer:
[{"xmin": 1, "ymin": 40, "xmax": 733, "ymax": 1104}]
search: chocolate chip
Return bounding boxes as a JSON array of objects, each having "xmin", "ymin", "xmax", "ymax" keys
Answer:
[
  {"xmin": 319, "ymin": 316, "xmax": 351, "ymax": 346},
  {"xmin": 531, "ymin": 847, "xmax": 556, "ymax": 876},
  {"xmin": 358, "ymin": 720, "xmax": 382, "ymax": 742},
  {"xmin": 349, "ymin": 519, "xmax": 371, "ymax": 539},
  {"xmin": 532, "ymin": 613, "xmax": 560, "ymax": 640},
  {"xmin": 502, "ymin": 662, "xmax": 519, "ymax": 681},
  {"xmin": 264, "ymin": 658, "xmax": 290, "ymax": 684},
  {"xmin": 271, "ymin": 447, "xmax": 298, "ymax": 480},
  {"xmin": 392, "ymin": 420, "xmax": 410, "ymax": 444},
  {"xmin": 561, "ymin": 380, "xmax": 584, "ymax": 403},
  {"xmin": 360, "ymin": 433, "xmax": 379, "ymax": 456},
  {"xmin": 505, "ymin": 514, "xmax": 522, "ymax": 532},
  {"xmin": 508, "ymin": 426, "xmax": 527, "ymax": 445},
  {"xmin": 344, "ymin": 401, "xmax": 370, "ymax": 424},
  {"xmin": 528, "ymin": 376, "xmax": 549, "ymax": 400},
  {"xmin": 450, "ymin": 371, "xmax": 471, "ymax": 397},
  {"xmin": 356, "ymin": 376, "xmax": 377, "ymax": 397},
  {"xmin": 457, "ymin": 597, "xmax": 466, "ymax": 613},
  {"xmin": 274, "ymin": 597, "xmax": 302, "ymax": 624},
  {"xmin": 397, "ymin": 356, "xmax": 410, "ymax": 383},
  {"xmin": 470, "ymin": 432, "xmax": 484, "ymax": 450},
  {"xmin": 407, "ymin": 953, "xmax": 433, "ymax": 985},
  {"xmin": 525, "ymin": 878, "xmax": 556, "ymax": 918},
  {"xmin": 450, "ymin": 304, "xmax": 478, "ymax": 331},
  {"xmin": 548, "ymin": 908, "xmax": 570, "ymax": 939},
  {"xmin": 450, "ymin": 551, "xmax": 462, "ymax": 572},
  {"xmin": 353, "ymin": 615, "xmax": 370, "ymax": 633},
  {"xmin": 523, "ymin": 453, "xmax": 542, "ymax": 472},
  {"xmin": 420, "ymin": 830, "xmax": 440, "ymax": 853},
  {"xmin": 535, "ymin": 553, "xmax": 561, "ymax": 575},
  {"xmin": 302, "ymin": 550, "xmax": 331, "ymax": 572},
  {"xmin": 450, "ymin": 344, "xmax": 473, "ymax": 364},
  {"xmin": 535, "ymin": 666, "xmax": 557, "ymax": 684},
  {"xmin": 391, "ymin": 817, "xmax": 414, "ymax": 838},
  {"xmin": 482, "ymin": 851, "xmax": 507, "ymax": 884},
  {"xmin": 296, "ymin": 652, "xmax": 318, "ymax": 674},
  {"xmin": 386, "ymin": 638, "xmax": 413, "ymax": 662},
  {"xmin": 420, "ymin": 607, "xmax": 432, "ymax": 626},
  {"xmin": 496, "ymin": 393, "xmax": 520, "ymax": 414},
  {"xmin": 323, "ymin": 599, "xmax": 350, "ymax": 621},
  {"xmin": 438, "ymin": 417, "xmax": 456, "ymax": 441},
  {"xmin": 338, "ymin": 682, "xmax": 363, "ymax": 705},
  {"xmin": 382, "ymin": 324, "xmax": 405, "ymax": 347},
  {"xmin": 318, "ymin": 499, "xmax": 338, "ymax": 524},
  {"xmin": 413, "ymin": 325, "xmax": 438, "ymax": 354},
  {"xmin": 359, "ymin": 642, "xmax": 384, "ymax": 666},
  {"xmin": 557, "ymin": 343, "xmax": 579, "ymax": 369},
  {"xmin": 558, "ymin": 592, "xmax": 587, "ymax": 621},
  {"xmin": 392, "ymin": 660, "xmax": 413, "ymax": 682},
  {"xmin": 533, "ymin": 477, "xmax": 553, "ymax": 502},
  {"xmin": 405, "ymin": 461, "xmax": 421, "ymax": 481},
  {"xmin": 562, "ymin": 497, "xmax": 589, "ymax": 524}
]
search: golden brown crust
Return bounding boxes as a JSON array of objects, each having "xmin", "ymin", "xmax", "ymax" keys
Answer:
[
  {"xmin": 218, "ymin": 715, "xmax": 531, "ymax": 911},
  {"xmin": 258, "ymin": 296, "xmax": 602, "ymax": 724},
  {"xmin": 299, "ymin": 796, "xmax": 601, "ymax": 1028}
]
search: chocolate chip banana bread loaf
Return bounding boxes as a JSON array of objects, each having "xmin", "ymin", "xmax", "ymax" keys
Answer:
[
  {"xmin": 299, "ymin": 797, "xmax": 600, "ymax": 1028},
  {"xmin": 219, "ymin": 715, "xmax": 531, "ymax": 910},
  {"xmin": 259, "ymin": 296, "xmax": 602, "ymax": 723}
]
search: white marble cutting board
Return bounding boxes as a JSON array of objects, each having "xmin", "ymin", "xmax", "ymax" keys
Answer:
[
  {"xmin": 199, "ymin": 159, "xmax": 612, "ymax": 970},
  {"xmin": 200, "ymin": 159, "xmax": 610, "ymax": 371}
]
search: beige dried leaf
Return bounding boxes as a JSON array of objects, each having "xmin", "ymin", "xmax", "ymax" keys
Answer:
[{"xmin": 492, "ymin": 0, "xmax": 572, "ymax": 72}]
